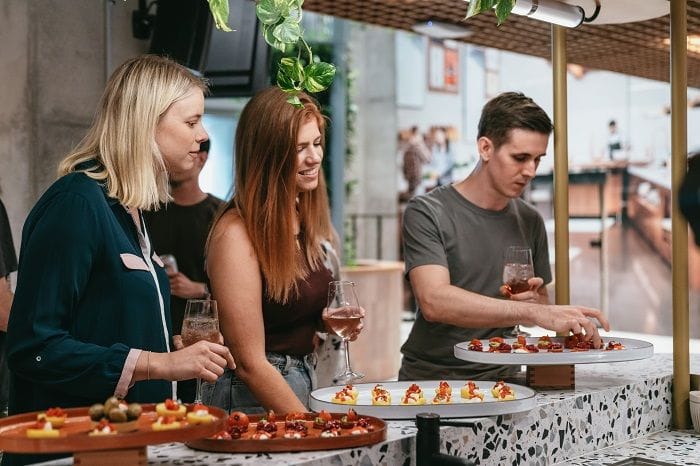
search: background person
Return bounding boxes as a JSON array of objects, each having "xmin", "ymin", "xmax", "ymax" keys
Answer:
[
  {"xmin": 680, "ymin": 152, "xmax": 700, "ymax": 245},
  {"xmin": 144, "ymin": 138, "xmax": 224, "ymax": 403},
  {"xmin": 0, "ymin": 194, "xmax": 17, "ymax": 418},
  {"xmin": 399, "ymin": 126, "xmax": 432, "ymax": 201},
  {"xmin": 607, "ymin": 119, "xmax": 623, "ymax": 160},
  {"xmin": 3, "ymin": 55, "xmax": 234, "ymax": 466},
  {"xmin": 400, "ymin": 92, "xmax": 609, "ymax": 382},
  {"xmin": 424, "ymin": 126, "xmax": 456, "ymax": 189},
  {"xmin": 204, "ymin": 87, "xmax": 363, "ymax": 415}
]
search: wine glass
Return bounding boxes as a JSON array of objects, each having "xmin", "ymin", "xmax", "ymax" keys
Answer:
[
  {"xmin": 503, "ymin": 246, "xmax": 534, "ymax": 338},
  {"xmin": 326, "ymin": 281, "xmax": 364, "ymax": 384},
  {"xmin": 180, "ymin": 299, "xmax": 220, "ymax": 404},
  {"xmin": 160, "ymin": 254, "xmax": 178, "ymax": 276}
]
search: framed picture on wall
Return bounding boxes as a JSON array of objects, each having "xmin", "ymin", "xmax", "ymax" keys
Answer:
[{"xmin": 428, "ymin": 40, "xmax": 459, "ymax": 93}]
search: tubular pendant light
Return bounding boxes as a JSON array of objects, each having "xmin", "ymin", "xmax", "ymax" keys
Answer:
[{"xmin": 511, "ymin": 0, "xmax": 585, "ymax": 28}]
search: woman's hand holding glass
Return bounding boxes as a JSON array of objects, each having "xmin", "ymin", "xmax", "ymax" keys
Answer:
[
  {"xmin": 179, "ymin": 299, "xmax": 231, "ymax": 403},
  {"xmin": 153, "ymin": 339, "xmax": 234, "ymax": 383}
]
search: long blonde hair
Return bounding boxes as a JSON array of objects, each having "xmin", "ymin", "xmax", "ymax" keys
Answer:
[
  {"xmin": 58, "ymin": 55, "xmax": 208, "ymax": 210},
  {"xmin": 215, "ymin": 87, "xmax": 333, "ymax": 304}
]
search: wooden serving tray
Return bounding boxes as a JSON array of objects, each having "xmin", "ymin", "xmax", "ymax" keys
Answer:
[
  {"xmin": 0, "ymin": 403, "xmax": 226, "ymax": 454},
  {"xmin": 186, "ymin": 412, "xmax": 387, "ymax": 453}
]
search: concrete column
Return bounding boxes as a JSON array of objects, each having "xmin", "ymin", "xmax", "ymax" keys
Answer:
[
  {"xmin": 348, "ymin": 24, "xmax": 399, "ymax": 261},
  {"xmin": 0, "ymin": 0, "xmax": 148, "ymax": 250}
]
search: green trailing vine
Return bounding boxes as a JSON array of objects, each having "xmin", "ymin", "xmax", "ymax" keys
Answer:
[
  {"xmin": 206, "ymin": 0, "xmax": 233, "ymax": 31},
  {"xmin": 465, "ymin": 0, "xmax": 516, "ymax": 25},
  {"xmin": 207, "ymin": 0, "xmax": 336, "ymax": 107}
]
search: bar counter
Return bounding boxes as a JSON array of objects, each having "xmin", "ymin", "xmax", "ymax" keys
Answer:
[{"xmin": 32, "ymin": 353, "xmax": 700, "ymax": 465}]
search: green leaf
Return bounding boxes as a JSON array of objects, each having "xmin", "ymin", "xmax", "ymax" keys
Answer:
[
  {"xmin": 286, "ymin": 94, "xmax": 303, "ymax": 107},
  {"xmin": 277, "ymin": 57, "xmax": 305, "ymax": 92},
  {"xmin": 262, "ymin": 23, "xmax": 294, "ymax": 53},
  {"xmin": 495, "ymin": 0, "xmax": 515, "ymax": 25},
  {"xmin": 287, "ymin": 2, "xmax": 303, "ymax": 24},
  {"xmin": 304, "ymin": 62, "xmax": 336, "ymax": 93},
  {"xmin": 466, "ymin": 0, "xmax": 497, "ymax": 19},
  {"xmin": 272, "ymin": 16, "xmax": 302, "ymax": 43},
  {"xmin": 207, "ymin": 0, "xmax": 233, "ymax": 32},
  {"xmin": 256, "ymin": 0, "xmax": 288, "ymax": 25}
]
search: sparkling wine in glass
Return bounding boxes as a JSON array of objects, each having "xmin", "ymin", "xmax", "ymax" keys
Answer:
[
  {"xmin": 503, "ymin": 246, "xmax": 534, "ymax": 338},
  {"xmin": 181, "ymin": 299, "xmax": 219, "ymax": 404},
  {"xmin": 326, "ymin": 281, "xmax": 364, "ymax": 384}
]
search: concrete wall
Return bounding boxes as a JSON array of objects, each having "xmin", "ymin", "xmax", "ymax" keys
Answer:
[
  {"xmin": 0, "ymin": 0, "xmax": 149, "ymax": 257},
  {"xmin": 0, "ymin": 1, "xmax": 31, "ymax": 259},
  {"xmin": 347, "ymin": 23, "xmax": 400, "ymax": 261}
]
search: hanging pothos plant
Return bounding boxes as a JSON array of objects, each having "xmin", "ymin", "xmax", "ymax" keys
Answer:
[
  {"xmin": 207, "ymin": 0, "xmax": 335, "ymax": 107},
  {"xmin": 466, "ymin": 0, "xmax": 517, "ymax": 25}
]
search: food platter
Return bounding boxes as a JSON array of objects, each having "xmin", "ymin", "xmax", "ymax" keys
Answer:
[
  {"xmin": 454, "ymin": 336, "xmax": 653, "ymax": 366},
  {"xmin": 186, "ymin": 412, "xmax": 386, "ymax": 453},
  {"xmin": 0, "ymin": 404, "xmax": 226, "ymax": 454},
  {"xmin": 309, "ymin": 381, "xmax": 537, "ymax": 419}
]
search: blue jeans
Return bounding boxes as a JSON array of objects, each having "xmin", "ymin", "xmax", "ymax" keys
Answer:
[{"xmin": 201, "ymin": 352, "xmax": 317, "ymax": 415}]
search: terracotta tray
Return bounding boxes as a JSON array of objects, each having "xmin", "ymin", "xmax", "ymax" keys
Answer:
[
  {"xmin": 310, "ymin": 381, "xmax": 536, "ymax": 420},
  {"xmin": 0, "ymin": 404, "xmax": 226, "ymax": 454},
  {"xmin": 454, "ymin": 336, "xmax": 654, "ymax": 366},
  {"xmin": 186, "ymin": 412, "xmax": 386, "ymax": 453}
]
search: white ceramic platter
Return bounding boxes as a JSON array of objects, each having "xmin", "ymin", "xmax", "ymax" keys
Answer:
[
  {"xmin": 454, "ymin": 336, "xmax": 653, "ymax": 366},
  {"xmin": 309, "ymin": 380, "xmax": 536, "ymax": 420}
]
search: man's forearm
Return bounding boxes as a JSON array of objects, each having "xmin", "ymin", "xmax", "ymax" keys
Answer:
[{"xmin": 416, "ymin": 283, "xmax": 537, "ymax": 328}]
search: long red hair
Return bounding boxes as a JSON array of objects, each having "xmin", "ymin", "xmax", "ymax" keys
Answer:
[{"xmin": 215, "ymin": 87, "xmax": 333, "ymax": 303}]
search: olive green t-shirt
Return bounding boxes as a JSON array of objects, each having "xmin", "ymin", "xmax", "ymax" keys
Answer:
[{"xmin": 399, "ymin": 184, "xmax": 552, "ymax": 381}]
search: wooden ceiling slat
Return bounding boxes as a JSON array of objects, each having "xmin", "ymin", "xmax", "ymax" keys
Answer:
[{"xmin": 303, "ymin": 0, "xmax": 700, "ymax": 87}]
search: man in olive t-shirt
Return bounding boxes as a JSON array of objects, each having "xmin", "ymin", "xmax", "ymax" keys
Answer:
[{"xmin": 399, "ymin": 92, "xmax": 609, "ymax": 381}]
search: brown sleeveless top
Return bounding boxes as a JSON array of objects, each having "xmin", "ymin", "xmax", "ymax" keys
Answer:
[{"xmin": 262, "ymin": 247, "xmax": 334, "ymax": 356}]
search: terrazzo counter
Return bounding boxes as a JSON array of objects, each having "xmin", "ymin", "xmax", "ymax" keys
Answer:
[
  {"xmin": 32, "ymin": 353, "xmax": 698, "ymax": 465},
  {"xmin": 557, "ymin": 430, "xmax": 700, "ymax": 465}
]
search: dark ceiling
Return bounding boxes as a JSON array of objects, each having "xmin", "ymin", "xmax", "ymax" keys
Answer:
[{"xmin": 302, "ymin": 0, "xmax": 700, "ymax": 88}]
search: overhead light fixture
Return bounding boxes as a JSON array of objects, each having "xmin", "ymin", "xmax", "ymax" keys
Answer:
[
  {"xmin": 411, "ymin": 20, "xmax": 473, "ymax": 40},
  {"xmin": 510, "ymin": 0, "xmax": 587, "ymax": 28},
  {"xmin": 465, "ymin": 0, "xmax": 668, "ymax": 27},
  {"xmin": 561, "ymin": 0, "xmax": 669, "ymax": 26}
]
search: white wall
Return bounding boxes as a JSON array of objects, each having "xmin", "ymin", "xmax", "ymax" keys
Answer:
[{"xmin": 395, "ymin": 39, "xmax": 696, "ymax": 175}]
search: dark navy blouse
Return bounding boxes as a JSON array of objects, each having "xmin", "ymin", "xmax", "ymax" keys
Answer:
[{"xmin": 6, "ymin": 172, "xmax": 173, "ymax": 416}]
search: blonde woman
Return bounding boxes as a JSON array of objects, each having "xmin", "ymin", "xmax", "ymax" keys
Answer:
[
  {"xmin": 5, "ymin": 55, "xmax": 234, "ymax": 466},
  {"xmin": 204, "ymin": 87, "xmax": 363, "ymax": 414}
]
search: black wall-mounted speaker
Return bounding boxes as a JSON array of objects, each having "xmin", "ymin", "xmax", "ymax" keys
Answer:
[
  {"xmin": 148, "ymin": 0, "xmax": 269, "ymax": 97},
  {"xmin": 149, "ymin": 0, "xmax": 212, "ymax": 72}
]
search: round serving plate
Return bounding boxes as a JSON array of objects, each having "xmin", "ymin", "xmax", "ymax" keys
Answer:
[
  {"xmin": 309, "ymin": 380, "xmax": 536, "ymax": 420},
  {"xmin": 454, "ymin": 336, "xmax": 653, "ymax": 366},
  {"xmin": 0, "ymin": 404, "xmax": 226, "ymax": 454}
]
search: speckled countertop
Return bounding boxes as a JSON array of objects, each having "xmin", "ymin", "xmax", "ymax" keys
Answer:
[
  {"xmin": 32, "ymin": 353, "xmax": 700, "ymax": 466},
  {"xmin": 557, "ymin": 429, "xmax": 700, "ymax": 466}
]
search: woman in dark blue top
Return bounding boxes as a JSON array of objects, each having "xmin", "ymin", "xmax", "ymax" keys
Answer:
[{"xmin": 3, "ymin": 55, "xmax": 234, "ymax": 466}]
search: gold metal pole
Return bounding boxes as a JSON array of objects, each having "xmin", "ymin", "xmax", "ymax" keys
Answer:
[
  {"xmin": 552, "ymin": 25, "xmax": 570, "ymax": 306},
  {"xmin": 670, "ymin": 0, "xmax": 690, "ymax": 430}
]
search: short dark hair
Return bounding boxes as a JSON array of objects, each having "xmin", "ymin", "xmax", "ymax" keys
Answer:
[
  {"xmin": 200, "ymin": 139, "xmax": 210, "ymax": 153},
  {"xmin": 477, "ymin": 92, "xmax": 553, "ymax": 149}
]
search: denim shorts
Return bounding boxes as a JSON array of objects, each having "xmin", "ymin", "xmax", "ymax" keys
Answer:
[{"xmin": 201, "ymin": 352, "xmax": 317, "ymax": 415}]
